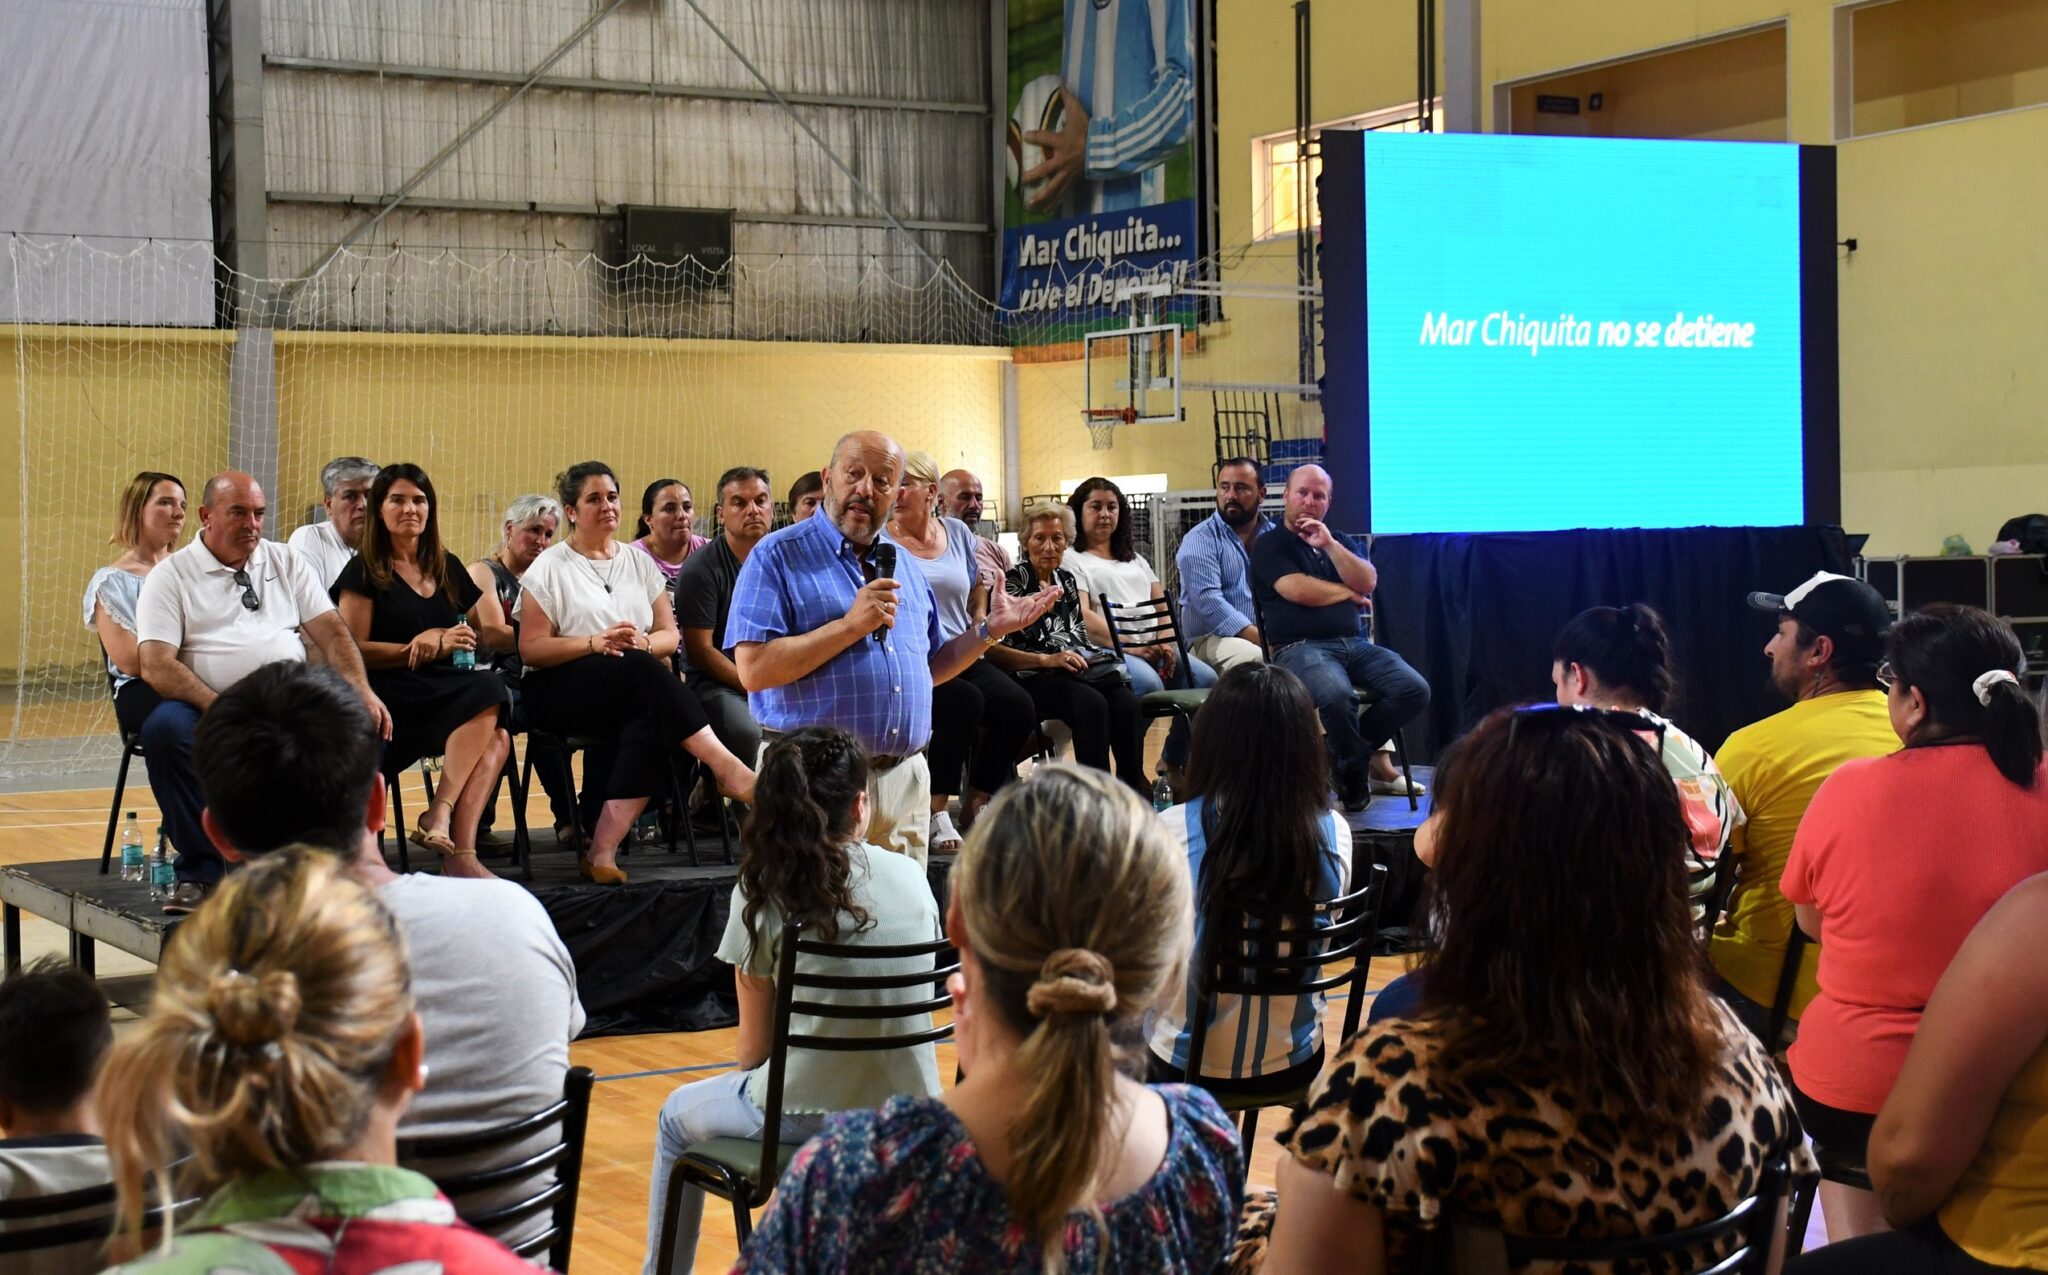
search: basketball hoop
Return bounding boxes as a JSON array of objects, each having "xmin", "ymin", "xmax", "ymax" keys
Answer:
[{"xmin": 1084, "ymin": 405, "xmax": 1138, "ymax": 450}]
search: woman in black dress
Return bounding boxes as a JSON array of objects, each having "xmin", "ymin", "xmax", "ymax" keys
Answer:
[{"xmin": 335, "ymin": 463, "xmax": 511, "ymax": 878}]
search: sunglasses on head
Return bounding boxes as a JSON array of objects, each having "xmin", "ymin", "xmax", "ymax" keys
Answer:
[{"xmin": 1508, "ymin": 701, "xmax": 1666, "ymax": 757}]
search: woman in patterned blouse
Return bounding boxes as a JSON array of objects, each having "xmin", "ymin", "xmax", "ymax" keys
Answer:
[
  {"xmin": 736, "ymin": 764, "xmax": 1245, "ymax": 1273},
  {"xmin": 1241, "ymin": 704, "xmax": 1812, "ymax": 1274},
  {"xmin": 985, "ymin": 503, "xmax": 1149, "ymax": 798}
]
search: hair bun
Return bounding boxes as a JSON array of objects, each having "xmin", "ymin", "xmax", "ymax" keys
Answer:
[
  {"xmin": 207, "ymin": 968, "xmax": 302, "ymax": 1047},
  {"xmin": 1026, "ymin": 948, "xmax": 1117, "ymax": 1017}
]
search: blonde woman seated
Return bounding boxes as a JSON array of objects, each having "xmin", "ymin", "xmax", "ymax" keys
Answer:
[
  {"xmin": 83, "ymin": 470, "xmax": 186, "ymax": 807},
  {"xmin": 517, "ymin": 461, "xmax": 754, "ymax": 884},
  {"xmin": 98, "ymin": 849, "xmax": 533, "ymax": 1274},
  {"xmin": 736, "ymin": 764, "xmax": 1245, "ymax": 1272}
]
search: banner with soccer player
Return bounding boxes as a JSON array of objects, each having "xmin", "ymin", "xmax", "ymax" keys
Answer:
[{"xmin": 1001, "ymin": 0, "xmax": 1202, "ymax": 354}]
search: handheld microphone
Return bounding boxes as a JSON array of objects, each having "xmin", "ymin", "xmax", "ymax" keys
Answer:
[{"xmin": 870, "ymin": 543, "xmax": 897, "ymax": 643}]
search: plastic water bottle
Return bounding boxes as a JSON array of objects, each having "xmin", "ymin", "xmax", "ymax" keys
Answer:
[
  {"xmin": 119, "ymin": 811, "xmax": 145, "ymax": 881},
  {"xmin": 451, "ymin": 619, "xmax": 476, "ymax": 670},
  {"xmin": 148, "ymin": 827, "xmax": 175, "ymax": 901},
  {"xmin": 1152, "ymin": 770, "xmax": 1175, "ymax": 813}
]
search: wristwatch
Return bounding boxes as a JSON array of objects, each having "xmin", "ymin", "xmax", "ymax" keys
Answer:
[{"xmin": 975, "ymin": 618, "xmax": 997, "ymax": 645}]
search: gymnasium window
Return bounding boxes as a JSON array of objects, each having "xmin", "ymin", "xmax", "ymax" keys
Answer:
[{"xmin": 1251, "ymin": 100, "xmax": 1444, "ymax": 241}]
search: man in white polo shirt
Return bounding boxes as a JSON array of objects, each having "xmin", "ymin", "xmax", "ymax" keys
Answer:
[{"xmin": 134, "ymin": 470, "xmax": 390, "ymax": 912}]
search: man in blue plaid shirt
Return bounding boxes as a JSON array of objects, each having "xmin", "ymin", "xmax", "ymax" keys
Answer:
[{"xmin": 728, "ymin": 431, "xmax": 1057, "ymax": 864}]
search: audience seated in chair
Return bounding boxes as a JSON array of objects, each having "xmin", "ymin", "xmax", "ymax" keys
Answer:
[
  {"xmin": 516, "ymin": 461, "xmax": 755, "ymax": 885},
  {"xmin": 286, "ymin": 455, "xmax": 377, "ymax": 590},
  {"xmin": 1709, "ymin": 571, "xmax": 1899, "ymax": 1043},
  {"xmin": 83, "ymin": 470, "xmax": 186, "ymax": 806},
  {"xmin": 334, "ymin": 462, "xmax": 511, "ymax": 879},
  {"xmin": 1148, "ymin": 663, "xmax": 1351, "ymax": 1092},
  {"xmin": 1789, "ymin": 871, "xmax": 2048, "ymax": 1274},
  {"xmin": 678, "ymin": 467, "xmax": 775, "ymax": 772},
  {"xmin": 0, "ymin": 958, "xmax": 115, "ymax": 1275},
  {"xmin": 1553, "ymin": 602, "xmax": 1744, "ymax": 916},
  {"xmin": 887, "ymin": 450, "xmax": 1036, "ymax": 852},
  {"xmin": 987, "ymin": 503, "xmax": 1150, "ymax": 798},
  {"xmin": 132, "ymin": 470, "xmax": 393, "ymax": 914},
  {"xmin": 1780, "ymin": 604, "xmax": 2048, "ymax": 1242},
  {"xmin": 735, "ymin": 763, "xmax": 1245, "ymax": 1272},
  {"xmin": 1236, "ymin": 703, "xmax": 1812, "ymax": 1275},
  {"xmin": 468, "ymin": 492, "xmax": 580, "ymax": 850},
  {"xmin": 1177, "ymin": 456, "xmax": 1275, "ymax": 676},
  {"xmin": 191, "ymin": 661, "xmax": 585, "ymax": 1253},
  {"xmin": 631, "ymin": 478, "xmax": 710, "ymax": 607},
  {"xmin": 96, "ymin": 850, "xmax": 534, "ymax": 1275},
  {"xmin": 1247, "ymin": 464, "xmax": 1429, "ymax": 812},
  {"xmin": 939, "ymin": 466, "xmax": 1011, "ymax": 581},
  {"xmin": 644, "ymin": 728, "xmax": 943, "ymax": 1275},
  {"xmin": 784, "ymin": 470, "xmax": 824, "ymax": 524},
  {"xmin": 1066, "ymin": 475, "xmax": 1217, "ymax": 780}
]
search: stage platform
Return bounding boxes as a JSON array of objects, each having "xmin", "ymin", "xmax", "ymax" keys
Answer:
[{"xmin": 2, "ymin": 772, "xmax": 1429, "ymax": 1035}]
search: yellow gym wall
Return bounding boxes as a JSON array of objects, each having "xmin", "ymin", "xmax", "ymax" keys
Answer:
[{"xmin": 1, "ymin": 329, "xmax": 1002, "ymax": 679}]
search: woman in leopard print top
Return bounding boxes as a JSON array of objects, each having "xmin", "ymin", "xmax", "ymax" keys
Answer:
[{"xmin": 1238, "ymin": 704, "xmax": 1814, "ymax": 1274}]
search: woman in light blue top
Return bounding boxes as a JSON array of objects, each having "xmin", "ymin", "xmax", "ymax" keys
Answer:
[
  {"xmin": 643, "ymin": 727, "xmax": 942, "ymax": 1275},
  {"xmin": 83, "ymin": 471, "xmax": 186, "ymax": 735},
  {"xmin": 885, "ymin": 449, "xmax": 1037, "ymax": 853},
  {"xmin": 1148, "ymin": 663, "xmax": 1351, "ymax": 1093}
]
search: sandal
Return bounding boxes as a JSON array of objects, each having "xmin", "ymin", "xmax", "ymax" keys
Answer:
[
  {"xmin": 930, "ymin": 810, "xmax": 963, "ymax": 855},
  {"xmin": 407, "ymin": 821, "xmax": 456, "ymax": 854}
]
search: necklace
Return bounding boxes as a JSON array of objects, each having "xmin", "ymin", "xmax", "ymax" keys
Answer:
[{"xmin": 574, "ymin": 543, "xmax": 619, "ymax": 594}]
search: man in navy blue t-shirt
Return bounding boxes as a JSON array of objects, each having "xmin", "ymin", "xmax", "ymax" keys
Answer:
[{"xmin": 1249, "ymin": 465, "xmax": 1429, "ymax": 809}]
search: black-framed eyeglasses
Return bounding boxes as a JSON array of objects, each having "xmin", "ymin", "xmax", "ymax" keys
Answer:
[
  {"xmin": 1509, "ymin": 701, "xmax": 1667, "ymax": 758},
  {"xmin": 1876, "ymin": 660, "xmax": 1897, "ymax": 690},
  {"xmin": 231, "ymin": 568, "xmax": 260, "ymax": 612}
]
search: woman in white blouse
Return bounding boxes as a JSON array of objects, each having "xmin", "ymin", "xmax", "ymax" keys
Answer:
[
  {"xmin": 1063, "ymin": 476, "xmax": 1216, "ymax": 778},
  {"xmin": 518, "ymin": 461, "xmax": 754, "ymax": 884},
  {"xmin": 85, "ymin": 471, "xmax": 187, "ymax": 735}
]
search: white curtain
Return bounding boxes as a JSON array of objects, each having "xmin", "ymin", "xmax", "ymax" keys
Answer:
[{"xmin": 0, "ymin": 0, "xmax": 213, "ymax": 323}]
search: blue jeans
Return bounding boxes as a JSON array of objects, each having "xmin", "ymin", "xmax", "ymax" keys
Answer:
[
  {"xmin": 1273, "ymin": 637, "xmax": 1430, "ymax": 787},
  {"xmin": 644, "ymin": 1068, "xmax": 825, "ymax": 1275},
  {"xmin": 1122, "ymin": 651, "xmax": 1218, "ymax": 768},
  {"xmin": 1368, "ymin": 969, "xmax": 1425, "ymax": 1024},
  {"xmin": 138, "ymin": 699, "xmax": 220, "ymax": 884}
]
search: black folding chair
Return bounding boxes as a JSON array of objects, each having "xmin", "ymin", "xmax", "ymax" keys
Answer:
[
  {"xmin": 1097, "ymin": 593, "xmax": 1210, "ymax": 753},
  {"xmin": 96, "ymin": 649, "xmax": 149, "ymax": 875},
  {"xmin": 653, "ymin": 923, "xmax": 958, "ymax": 1275},
  {"xmin": 398, "ymin": 1065, "xmax": 596, "ymax": 1272},
  {"xmin": 1183, "ymin": 864, "xmax": 1388, "ymax": 1152},
  {"xmin": 1423, "ymin": 1151, "xmax": 1800, "ymax": 1274},
  {"xmin": 1761, "ymin": 927, "xmax": 1809, "ymax": 1051},
  {"xmin": 1249, "ymin": 594, "xmax": 1421, "ymax": 811},
  {"xmin": 0, "ymin": 1175, "xmax": 195, "ymax": 1261}
]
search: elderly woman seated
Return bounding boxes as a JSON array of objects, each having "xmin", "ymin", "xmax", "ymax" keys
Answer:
[{"xmin": 985, "ymin": 502, "xmax": 1148, "ymax": 797}]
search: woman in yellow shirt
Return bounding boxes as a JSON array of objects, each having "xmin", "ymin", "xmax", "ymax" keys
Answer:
[{"xmin": 1789, "ymin": 871, "xmax": 2048, "ymax": 1272}]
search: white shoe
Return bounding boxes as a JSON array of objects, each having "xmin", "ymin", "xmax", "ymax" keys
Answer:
[
  {"xmin": 1369, "ymin": 774, "xmax": 1427, "ymax": 797},
  {"xmin": 930, "ymin": 810, "xmax": 963, "ymax": 854}
]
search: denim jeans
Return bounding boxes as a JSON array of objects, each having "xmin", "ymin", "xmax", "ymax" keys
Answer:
[
  {"xmin": 1272, "ymin": 637, "xmax": 1430, "ymax": 787},
  {"xmin": 644, "ymin": 1068, "xmax": 826, "ymax": 1275},
  {"xmin": 1121, "ymin": 651, "xmax": 1218, "ymax": 768}
]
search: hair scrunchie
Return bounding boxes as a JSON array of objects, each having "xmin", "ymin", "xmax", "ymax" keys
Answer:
[
  {"xmin": 1026, "ymin": 948, "xmax": 1117, "ymax": 1018},
  {"xmin": 1973, "ymin": 669, "xmax": 2021, "ymax": 706}
]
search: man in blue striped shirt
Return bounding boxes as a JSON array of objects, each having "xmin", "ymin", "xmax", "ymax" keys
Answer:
[
  {"xmin": 1022, "ymin": 0, "xmax": 1194, "ymax": 214},
  {"xmin": 728, "ymin": 432, "xmax": 1057, "ymax": 864}
]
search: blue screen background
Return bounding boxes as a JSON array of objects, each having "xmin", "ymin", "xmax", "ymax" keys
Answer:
[{"xmin": 1361, "ymin": 134, "xmax": 1805, "ymax": 534}]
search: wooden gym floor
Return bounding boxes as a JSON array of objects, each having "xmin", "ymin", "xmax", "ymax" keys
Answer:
[{"xmin": 0, "ymin": 758, "xmax": 1408, "ymax": 1274}]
